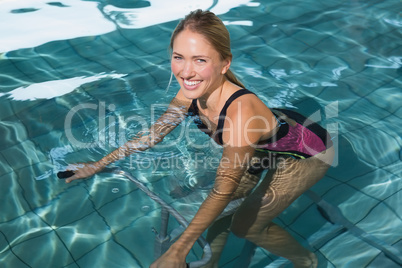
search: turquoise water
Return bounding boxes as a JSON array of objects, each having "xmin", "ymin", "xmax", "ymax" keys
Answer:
[{"xmin": 0, "ymin": 0, "xmax": 401, "ymax": 267}]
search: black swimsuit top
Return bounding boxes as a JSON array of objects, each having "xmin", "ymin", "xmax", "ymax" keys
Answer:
[{"xmin": 188, "ymin": 89, "xmax": 264, "ymax": 145}]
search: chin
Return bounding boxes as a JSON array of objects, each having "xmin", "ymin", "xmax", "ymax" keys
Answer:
[
  {"xmin": 182, "ymin": 91, "xmax": 199, "ymax": 100},
  {"xmin": 182, "ymin": 87, "xmax": 203, "ymax": 100}
]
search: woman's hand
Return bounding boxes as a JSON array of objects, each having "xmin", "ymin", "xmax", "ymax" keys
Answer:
[
  {"xmin": 64, "ymin": 162, "xmax": 104, "ymax": 183},
  {"xmin": 150, "ymin": 247, "xmax": 187, "ymax": 268}
]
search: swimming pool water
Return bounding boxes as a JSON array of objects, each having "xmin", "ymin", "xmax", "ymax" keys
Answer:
[{"xmin": 0, "ymin": 0, "xmax": 401, "ymax": 267}]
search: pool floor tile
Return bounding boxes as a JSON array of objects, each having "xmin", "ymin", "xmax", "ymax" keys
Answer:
[
  {"xmin": 320, "ymin": 232, "xmax": 381, "ymax": 268},
  {"xmin": 76, "ymin": 239, "xmax": 142, "ymax": 268},
  {"xmin": 0, "ymin": 173, "xmax": 31, "ymax": 223},
  {"xmin": 357, "ymin": 202, "xmax": 402, "ymax": 246},
  {"xmin": 0, "ymin": 248, "xmax": 30, "ymax": 268},
  {"xmin": 55, "ymin": 212, "xmax": 113, "ymax": 261},
  {"xmin": 348, "ymin": 168, "xmax": 401, "ymax": 200},
  {"xmin": 115, "ymin": 226, "xmax": 158, "ymax": 266},
  {"xmin": 0, "ymin": 212, "xmax": 53, "ymax": 248},
  {"xmin": 10, "ymin": 231, "xmax": 76, "ymax": 267},
  {"xmin": 34, "ymin": 185, "xmax": 100, "ymax": 227}
]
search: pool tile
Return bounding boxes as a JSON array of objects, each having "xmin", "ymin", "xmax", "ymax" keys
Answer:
[
  {"xmin": 310, "ymin": 176, "xmax": 342, "ymax": 196},
  {"xmin": 320, "ymin": 232, "xmax": 380, "ymax": 268},
  {"xmin": 100, "ymin": 190, "xmax": 156, "ymax": 219},
  {"xmin": 0, "ymin": 62, "xmax": 29, "ymax": 90},
  {"xmin": 292, "ymin": 28, "xmax": 327, "ymax": 48},
  {"xmin": 113, "ymin": 215, "xmax": 162, "ymax": 267},
  {"xmin": 348, "ymin": 168, "xmax": 401, "ymax": 200},
  {"xmin": 382, "ymin": 161, "xmax": 402, "ymax": 183},
  {"xmin": 0, "ymin": 97, "xmax": 16, "ymax": 121},
  {"xmin": 336, "ymin": 48, "xmax": 371, "ymax": 73},
  {"xmin": 0, "ymin": 212, "xmax": 52, "ymax": 248},
  {"xmin": 343, "ymin": 127, "xmax": 400, "ymax": 167},
  {"xmin": 1, "ymin": 141, "xmax": 47, "ymax": 170},
  {"xmin": 322, "ymin": 184, "xmax": 380, "ymax": 224},
  {"xmin": 69, "ymin": 37, "xmax": 116, "ymax": 60},
  {"xmin": 55, "ymin": 212, "xmax": 112, "ymax": 261},
  {"xmin": 364, "ymin": 86, "xmax": 402, "ymax": 114},
  {"xmin": 31, "ymin": 184, "xmax": 97, "ymax": 227},
  {"xmin": 368, "ymin": 251, "xmax": 402, "ymax": 268},
  {"xmin": 0, "ymin": 247, "xmax": 30, "ymax": 268},
  {"xmin": 97, "ymin": 51, "xmax": 143, "ymax": 73},
  {"xmin": 37, "ymin": 42, "xmax": 106, "ymax": 74},
  {"xmin": 0, "ymin": 119, "xmax": 28, "ymax": 150},
  {"xmin": 270, "ymin": 4, "xmax": 309, "ymax": 20},
  {"xmin": 0, "ymin": 173, "xmax": 30, "ymax": 222},
  {"xmin": 63, "ymin": 262, "xmax": 80, "ymax": 268},
  {"xmin": 35, "ymin": 40, "xmax": 73, "ymax": 60},
  {"xmin": 277, "ymin": 194, "xmax": 316, "ymax": 226},
  {"xmin": 367, "ymin": 31, "xmax": 401, "ymax": 56},
  {"xmin": 0, "ymin": 153, "xmax": 13, "ymax": 176},
  {"xmin": 10, "ymin": 230, "xmax": 75, "ymax": 267},
  {"xmin": 269, "ymin": 37, "xmax": 310, "ymax": 56},
  {"xmin": 356, "ymin": 202, "xmax": 402, "ymax": 246},
  {"xmin": 229, "ymin": 25, "xmax": 258, "ymax": 44},
  {"xmin": 314, "ymin": 55, "xmax": 354, "ymax": 78},
  {"xmin": 8, "ymin": 52, "xmax": 51, "ymax": 78},
  {"xmin": 76, "ymin": 239, "xmax": 143, "ymax": 267},
  {"xmin": 30, "ymin": 132, "xmax": 65, "ymax": 154},
  {"xmin": 286, "ymin": 203, "xmax": 330, "ymax": 240},
  {"xmin": 84, "ymin": 175, "xmax": 145, "ymax": 211},
  {"xmin": 99, "ymin": 31, "xmax": 134, "ymax": 51},
  {"xmin": 326, "ymin": 136, "xmax": 375, "ymax": 181},
  {"xmin": 383, "ymin": 189, "xmax": 402, "ymax": 221},
  {"xmin": 342, "ymin": 97, "xmax": 390, "ymax": 124}
]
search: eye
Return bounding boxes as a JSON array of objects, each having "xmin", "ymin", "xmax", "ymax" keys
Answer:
[
  {"xmin": 196, "ymin": 58, "xmax": 206, "ymax": 63},
  {"xmin": 173, "ymin": 56, "xmax": 182, "ymax": 61}
]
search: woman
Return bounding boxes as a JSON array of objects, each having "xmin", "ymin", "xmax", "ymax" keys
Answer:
[{"xmin": 64, "ymin": 10, "xmax": 334, "ymax": 268}]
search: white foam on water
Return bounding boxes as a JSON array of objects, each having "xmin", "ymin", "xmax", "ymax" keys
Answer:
[
  {"xmin": 2, "ymin": 73, "xmax": 126, "ymax": 101},
  {"xmin": 103, "ymin": 0, "xmax": 257, "ymax": 29},
  {"xmin": 0, "ymin": 0, "xmax": 259, "ymax": 52},
  {"xmin": 0, "ymin": 0, "xmax": 116, "ymax": 52}
]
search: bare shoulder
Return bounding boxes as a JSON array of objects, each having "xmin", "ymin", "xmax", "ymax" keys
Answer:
[
  {"xmin": 223, "ymin": 92, "xmax": 277, "ymax": 146},
  {"xmin": 226, "ymin": 92, "xmax": 271, "ymax": 119}
]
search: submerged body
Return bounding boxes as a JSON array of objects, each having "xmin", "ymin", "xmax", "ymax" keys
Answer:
[{"xmin": 187, "ymin": 87, "xmax": 334, "ymax": 268}]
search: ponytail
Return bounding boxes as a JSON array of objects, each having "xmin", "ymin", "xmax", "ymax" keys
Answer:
[{"xmin": 225, "ymin": 69, "xmax": 245, "ymax": 88}]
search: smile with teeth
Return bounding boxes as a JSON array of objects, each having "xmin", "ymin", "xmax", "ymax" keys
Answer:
[{"xmin": 184, "ymin": 79, "xmax": 202, "ymax": 86}]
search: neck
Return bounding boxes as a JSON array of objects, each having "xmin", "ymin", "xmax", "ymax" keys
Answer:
[{"xmin": 198, "ymin": 78, "xmax": 227, "ymax": 111}]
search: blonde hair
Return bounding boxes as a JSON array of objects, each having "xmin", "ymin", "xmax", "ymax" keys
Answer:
[{"xmin": 170, "ymin": 9, "xmax": 245, "ymax": 88}]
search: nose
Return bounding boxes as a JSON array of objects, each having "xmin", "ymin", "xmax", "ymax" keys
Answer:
[{"xmin": 182, "ymin": 61, "xmax": 195, "ymax": 78}]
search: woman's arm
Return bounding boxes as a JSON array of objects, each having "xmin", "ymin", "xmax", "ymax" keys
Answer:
[
  {"xmin": 99, "ymin": 96, "xmax": 191, "ymax": 165},
  {"xmin": 171, "ymin": 145, "xmax": 255, "ymax": 252},
  {"xmin": 65, "ymin": 91, "xmax": 191, "ymax": 182}
]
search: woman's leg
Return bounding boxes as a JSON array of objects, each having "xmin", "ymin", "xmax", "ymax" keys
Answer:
[
  {"xmin": 202, "ymin": 171, "xmax": 261, "ymax": 268},
  {"xmin": 202, "ymin": 215, "xmax": 232, "ymax": 268},
  {"xmin": 231, "ymin": 148, "xmax": 334, "ymax": 268}
]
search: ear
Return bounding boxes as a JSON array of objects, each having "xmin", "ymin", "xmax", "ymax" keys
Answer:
[{"xmin": 221, "ymin": 57, "xmax": 232, "ymax": 75}]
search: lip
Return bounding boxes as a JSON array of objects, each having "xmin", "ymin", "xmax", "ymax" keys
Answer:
[{"xmin": 182, "ymin": 78, "xmax": 202, "ymax": 90}]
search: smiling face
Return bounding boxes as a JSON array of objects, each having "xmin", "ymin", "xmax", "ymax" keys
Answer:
[{"xmin": 171, "ymin": 29, "xmax": 231, "ymax": 100}]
